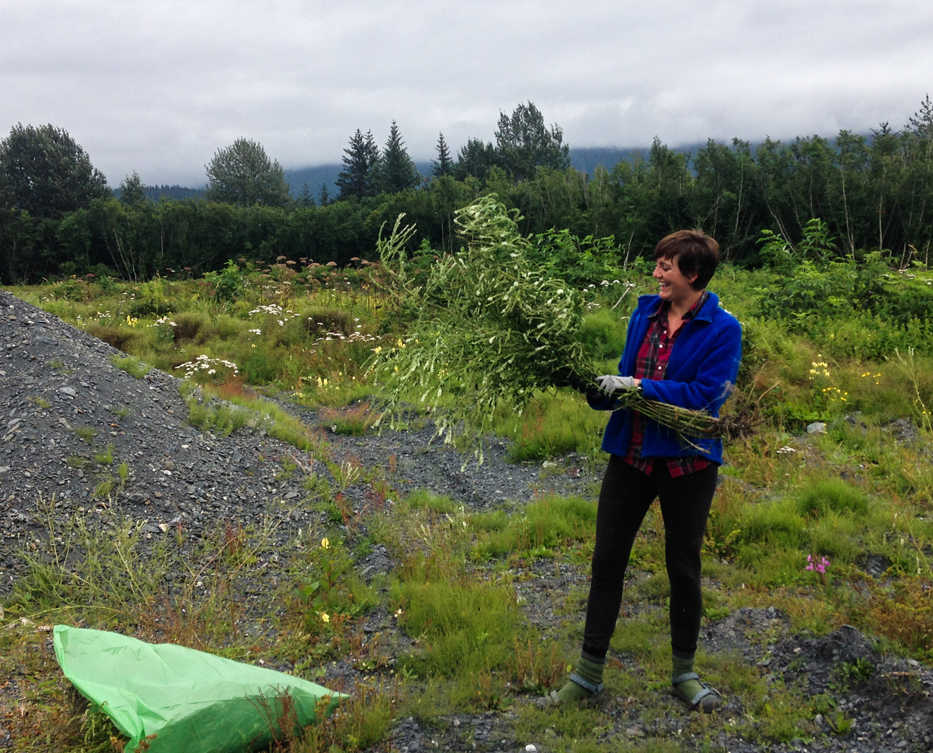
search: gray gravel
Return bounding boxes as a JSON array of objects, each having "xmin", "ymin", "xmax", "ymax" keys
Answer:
[
  {"xmin": 0, "ymin": 289, "xmax": 590, "ymax": 596},
  {"xmin": 1, "ymin": 288, "xmax": 930, "ymax": 753}
]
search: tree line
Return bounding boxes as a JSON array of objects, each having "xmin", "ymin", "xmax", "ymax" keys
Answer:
[{"xmin": 1, "ymin": 98, "xmax": 932, "ymax": 284}]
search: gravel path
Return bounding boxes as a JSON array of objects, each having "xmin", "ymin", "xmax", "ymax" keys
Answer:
[{"xmin": 1, "ymin": 288, "xmax": 930, "ymax": 753}]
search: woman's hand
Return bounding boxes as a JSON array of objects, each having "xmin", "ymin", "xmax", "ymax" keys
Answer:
[{"xmin": 596, "ymin": 375, "xmax": 640, "ymax": 396}]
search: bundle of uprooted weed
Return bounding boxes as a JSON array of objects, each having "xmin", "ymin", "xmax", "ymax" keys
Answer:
[
  {"xmin": 370, "ymin": 196, "xmax": 719, "ymax": 453},
  {"xmin": 608, "ymin": 389, "xmax": 721, "ymax": 440}
]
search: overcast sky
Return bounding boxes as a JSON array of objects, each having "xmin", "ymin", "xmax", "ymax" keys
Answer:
[{"xmin": 3, "ymin": 0, "xmax": 931, "ymax": 187}]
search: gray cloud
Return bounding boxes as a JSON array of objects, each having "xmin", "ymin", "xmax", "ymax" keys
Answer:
[{"xmin": 2, "ymin": 0, "xmax": 931, "ymax": 186}]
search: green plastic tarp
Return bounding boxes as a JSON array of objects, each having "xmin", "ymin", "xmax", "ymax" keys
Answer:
[{"xmin": 53, "ymin": 624, "xmax": 343, "ymax": 753}]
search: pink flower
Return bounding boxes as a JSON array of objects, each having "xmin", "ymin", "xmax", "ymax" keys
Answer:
[{"xmin": 805, "ymin": 553, "xmax": 830, "ymax": 575}]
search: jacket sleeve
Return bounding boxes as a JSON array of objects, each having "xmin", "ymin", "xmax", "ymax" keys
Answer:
[
  {"xmin": 587, "ymin": 308, "xmax": 644, "ymax": 411},
  {"xmin": 638, "ymin": 315, "xmax": 742, "ymax": 414}
]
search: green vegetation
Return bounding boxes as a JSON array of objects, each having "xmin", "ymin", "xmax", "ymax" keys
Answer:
[
  {"xmin": 5, "ymin": 97, "xmax": 933, "ymax": 290},
  {"xmin": 111, "ymin": 354, "xmax": 150, "ymax": 378},
  {"xmin": 2, "ymin": 197, "xmax": 931, "ymax": 752}
]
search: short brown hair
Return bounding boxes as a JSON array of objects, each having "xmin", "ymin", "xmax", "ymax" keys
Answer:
[{"xmin": 653, "ymin": 230, "xmax": 720, "ymax": 290}]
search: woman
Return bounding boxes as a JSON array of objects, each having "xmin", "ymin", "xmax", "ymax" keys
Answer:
[{"xmin": 553, "ymin": 229, "xmax": 742, "ymax": 712}]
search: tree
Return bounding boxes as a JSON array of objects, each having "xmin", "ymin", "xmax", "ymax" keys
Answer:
[
  {"xmin": 454, "ymin": 138, "xmax": 497, "ymax": 181},
  {"xmin": 0, "ymin": 123, "xmax": 109, "ymax": 217},
  {"xmin": 494, "ymin": 101, "xmax": 570, "ymax": 181},
  {"xmin": 205, "ymin": 138, "xmax": 290, "ymax": 207},
  {"xmin": 318, "ymin": 183, "xmax": 331, "ymax": 206},
  {"xmin": 336, "ymin": 129, "xmax": 380, "ymax": 200},
  {"xmin": 376, "ymin": 121, "xmax": 420, "ymax": 193},
  {"xmin": 433, "ymin": 132, "xmax": 453, "ymax": 177},
  {"xmin": 119, "ymin": 171, "xmax": 147, "ymax": 206},
  {"xmin": 297, "ymin": 183, "xmax": 314, "ymax": 208}
]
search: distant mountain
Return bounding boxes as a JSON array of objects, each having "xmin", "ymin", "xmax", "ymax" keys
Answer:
[
  {"xmin": 569, "ymin": 146, "xmax": 649, "ymax": 173},
  {"xmin": 284, "ymin": 161, "xmax": 434, "ymax": 199},
  {"xmin": 284, "ymin": 165, "xmax": 342, "ymax": 200}
]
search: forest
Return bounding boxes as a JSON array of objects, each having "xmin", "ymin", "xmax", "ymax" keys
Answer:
[{"xmin": 1, "ymin": 98, "xmax": 933, "ymax": 285}]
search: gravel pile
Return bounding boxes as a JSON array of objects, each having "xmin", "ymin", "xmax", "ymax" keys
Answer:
[
  {"xmin": 1, "ymin": 288, "xmax": 930, "ymax": 753},
  {"xmin": 0, "ymin": 289, "xmax": 590, "ymax": 596}
]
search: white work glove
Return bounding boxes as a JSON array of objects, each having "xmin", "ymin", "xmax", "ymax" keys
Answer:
[{"xmin": 595, "ymin": 374, "xmax": 638, "ymax": 396}]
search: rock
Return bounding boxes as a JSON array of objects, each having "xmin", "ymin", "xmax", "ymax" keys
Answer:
[{"xmin": 806, "ymin": 421, "xmax": 827, "ymax": 434}]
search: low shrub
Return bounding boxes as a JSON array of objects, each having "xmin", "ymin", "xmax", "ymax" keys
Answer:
[
  {"xmin": 304, "ymin": 307, "xmax": 356, "ymax": 336},
  {"xmin": 86, "ymin": 324, "xmax": 139, "ymax": 352},
  {"xmin": 172, "ymin": 311, "xmax": 210, "ymax": 342},
  {"xmin": 321, "ymin": 402, "xmax": 377, "ymax": 435},
  {"xmin": 128, "ymin": 277, "xmax": 174, "ymax": 316},
  {"xmin": 865, "ymin": 579, "xmax": 933, "ymax": 661}
]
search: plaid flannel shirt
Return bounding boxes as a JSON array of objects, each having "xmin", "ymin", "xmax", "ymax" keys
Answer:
[{"xmin": 623, "ymin": 292, "xmax": 712, "ymax": 478}]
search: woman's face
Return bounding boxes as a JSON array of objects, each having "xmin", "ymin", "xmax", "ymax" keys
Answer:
[{"xmin": 653, "ymin": 255, "xmax": 698, "ymax": 304}]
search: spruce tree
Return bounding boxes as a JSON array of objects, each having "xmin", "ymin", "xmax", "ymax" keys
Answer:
[
  {"xmin": 377, "ymin": 121, "xmax": 420, "ymax": 193},
  {"xmin": 454, "ymin": 138, "xmax": 497, "ymax": 180},
  {"xmin": 494, "ymin": 101, "xmax": 570, "ymax": 181},
  {"xmin": 298, "ymin": 182, "xmax": 314, "ymax": 207},
  {"xmin": 433, "ymin": 132, "xmax": 453, "ymax": 177},
  {"xmin": 336, "ymin": 129, "xmax": 379, "ymax": 199}
]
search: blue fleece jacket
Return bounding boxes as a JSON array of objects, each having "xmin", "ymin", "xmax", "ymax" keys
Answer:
[{"xmin": 589, "ymin": 291, "xmax": 742, "ymax": 464}]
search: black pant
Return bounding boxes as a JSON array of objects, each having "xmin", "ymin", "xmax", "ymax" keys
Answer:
[{"xmin": 582, "ymin": 455, "xmax": 718, "ymax": 659}]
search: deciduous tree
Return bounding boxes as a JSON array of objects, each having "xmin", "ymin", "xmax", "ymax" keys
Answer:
[
  {"xmin": 0, "ymin": 123, "xmax": 109, "ymax": 217},
  {"xmin": 205, "ymin": 138, "xmax": 290, "ymax": 207},
  {"xmin": 119, "ymin": 171, "xmax": 147, "ymax": 206}
]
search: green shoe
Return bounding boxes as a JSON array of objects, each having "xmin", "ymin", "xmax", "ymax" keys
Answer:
[
  {"xmin": 547, "ymin": 675, "xmax": 603, "ymax": 705},
  {"xmin": 672, "ymin": 672, "xmax": 722, "ymax": 713},
  {"xmin": 547, "ymin": 654, "xmax": 604, "ymax": 705}
]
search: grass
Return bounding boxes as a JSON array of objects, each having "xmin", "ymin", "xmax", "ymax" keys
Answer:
[
  {"xmin": 3, "ymin": 259, "xmax": 932, "ymax": 752},
  {"xmin": 495, "ymin": 389, "xmax": 607, "ymax": 461},
  {"xmin": 111, "ymin": 354, "xmax": 150, "ymax": 378},
  {"xmin": 471, "ymin": 495, "xmax": 596, "ymax": 561},
  {"xmin": 320, "ymin": 401, "xmax": 377, "ymax": 435}
]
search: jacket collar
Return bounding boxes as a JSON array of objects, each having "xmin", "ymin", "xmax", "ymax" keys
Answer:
[{"xmin": 638, "ymin": 291, "xmax": 719, "ymax": 323}]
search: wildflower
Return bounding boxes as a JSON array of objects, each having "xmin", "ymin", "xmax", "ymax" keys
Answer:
[
  {"xmin": 805, "ymin": 553, "xmax": 830, "ymax": 574},
  {"xmin": 320, "ymin": 612, "xmax": 330, "ymax": 624},
  {"xmin": 321, "ymin": 537, "xmax": 330, "ymax": 549}
]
